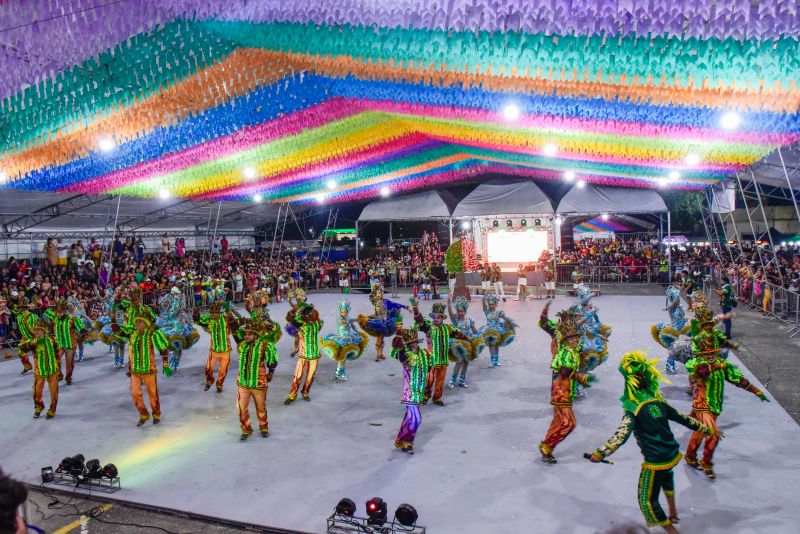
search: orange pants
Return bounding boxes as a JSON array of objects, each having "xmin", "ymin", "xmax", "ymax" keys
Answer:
[
  {"xmin": 204, "ymin": 350, "xmax": 231, "ymax": 388},
  {"xmin": 288, "ymin": 358, "xmax": 318, "ymax": 400},
  {"xmin": 237, "ymin": 386, "xmax": 268, "ymax": 434},
  {"xmin": 33, "ymin": 375, "xmax": 59, "ymax": 415},
  {"xmin": 61, "ymin": 349, "xmax": 75, "ymax": 381},
  {"xmin": 686, "ymin": 411, "xmax": 719, "ymax": 466},
  {"xmin": 542, "ymin": 406, "xmax": 576, "ymax": 450},
  {"xmin": 424, "ymin": 365, "xmax": 448, "ymax": 402},
  {"xmin": 130, "ymin": 373, "xmax": 160, "ymax": 419}
]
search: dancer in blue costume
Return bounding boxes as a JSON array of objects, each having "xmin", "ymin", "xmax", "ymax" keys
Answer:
[
  {"xmin": 446, "ymin": 296, "xmax": 485, "ymax": 388},
  {"xmin": 480, "ymin": 294, "xmax": 517, "ymax": 367},
  {"xmin": 652, "ymin": 278, "xmax": 692, "ymax": 374},
  {"xmin": 95, "ymin": 288, "xmax": 128, "ymax": 368},
  {"xmin": 156, "ymin": 287, "xmax": 200, "ymax": 371},
  {"xmin": 321, "ymin": 300, "xmax": 368, "ymax": 381},
  {"xmin": 574, "ymin": 284, "xmax": 611, "ymax": 372},
  {"xmin": 358, "ymin": 284, "xmax": 409, "ymax": 361},
  {"xmin": 67, "ymin": 295, "xmax": 97, "ymax": 362}
]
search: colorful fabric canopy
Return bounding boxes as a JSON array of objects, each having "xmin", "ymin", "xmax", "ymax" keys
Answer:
[{"xmin": 1, "ymin": 1, "xmax": 798, "ymax": 205}]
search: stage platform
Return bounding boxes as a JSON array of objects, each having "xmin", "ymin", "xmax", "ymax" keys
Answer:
[{"xmin": 1, "ymin": 294, "xmax": 798, "ymax": 534}]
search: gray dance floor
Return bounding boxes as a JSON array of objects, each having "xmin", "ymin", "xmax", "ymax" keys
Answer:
[{"xmin": 1, "ymin": 294, "xmax": 798, "ymax": 533}]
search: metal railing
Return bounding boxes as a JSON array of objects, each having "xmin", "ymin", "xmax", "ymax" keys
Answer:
[{"xmin": 554, "ymin": 264, "xmax": 716, "ymax": 287}]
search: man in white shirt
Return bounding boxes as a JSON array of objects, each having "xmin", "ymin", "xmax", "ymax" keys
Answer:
[{"xmin": 56, "ymin": 238, "xmax": 68, "ymax": 266}]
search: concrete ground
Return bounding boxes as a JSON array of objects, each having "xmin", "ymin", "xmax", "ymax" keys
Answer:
[{"xmin": 2, "ymin": 292, "xmax": 799, "ymax": 534}]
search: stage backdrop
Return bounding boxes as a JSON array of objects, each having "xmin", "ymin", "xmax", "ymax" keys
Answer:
[{"xmin": 484, "ymin": 229, "xmax": 548, "ymax": 267}]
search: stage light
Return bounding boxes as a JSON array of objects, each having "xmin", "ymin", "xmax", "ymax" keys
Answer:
[
  {"xmin": 69, "ymin": 454, "xmax": 85, "ymax": 477},
  {"xmin": 563, "ymin": 170, "xmax": 575, "ymax": 181},
  {"xmin": 326, "ymin": 179, "xmax": 337, "ymax": 190},
  {"xmin": 40, "ymin": 466, "xmax": 54, "ymax": 483},
  {"xmin": 534, "ymin": 218, "xmax": 541, "ymax": 227},
  {"xmin": 601, "ymin": 213, "xmax": 609, "ymax": 220},
  {"xmin": 502, "ymin": 102, "xmax": 520, "ymax": 121},
  {"xmin": 316, "ymin": 194, "xmax": 326, "ymax": 204},
  {"xmin": 102, "ymin": 464, "xmax": 118, "ymax": 479},
  {"xmin": 335, "ymin": 498, "xmax": 356, "ymax": 517},
  {"xmin": 669, "ymin": 171, "xmax": 680, "ymax": 180},
  {"xmin": 520, "ymin": 219, "xmax": 527, "ymax": 227},
  {"xmin": 720, "ymin": 111, "xmax": 741, "ymax": 130},
  {"xmin": 492, "ymin": 220, "xmax": 499, "ymax": 228},
  {"xmin": 781, "ymin": 241, "xmax": 786, "ymax": 247},
  {"xmin": 685, "ymin": 153, "xmax": 701, "ymax": 166},
  {"xmin": 253, "ymin": 193, "xmax": 263, "ymax": 203},
  {"xmin": 58, "ymin": 457, "xmax": 73, "ymax": 473},
  {"xmin": 555, "ymin": 216, "xmax": 563, "ymax": 225},
  {"xmin": 657, "ymin": 177, "xmax": 668, "ymax": 188},
  {"xmin": 506, "ymin": 219, "xmax": 513, "ymax": 228},
  {"xmin": 158, "ymin": 188, "xmax": 171, "ymax": 199},
  {"xmin": 0, "ymin": 170, "xmax": 6, "ymax": 184},
  {"xmin": 576, "ymin": 179, "xmax": 586, "ymax": 189},
  {"xmin": 461, "ymin": 221, "xmax": 471, "ymax": 230},
  {"xmin": 366, "ymin": 497, "xmax": 387, "ymax": 526},
  {"xmin": 98, "ymin": 136, "xmax": 115, "ymax": 152},
  {"xmin": 380, "ymin": 187, "xmax": 391, "ymax": 197},
  {"xmin": 243, "ymin": 166, "xmax": 257, "ymax": 180},
  {"xmin": 542, "ymin": 142, "xmax": 558, "ymax": 156},
  {"xmin": 394, "ymin": 503, "xmax": 419, "ymax": 527},
  {"xmin": 86, "ymin": 459, "xmax": 103, "ymax": 479}
]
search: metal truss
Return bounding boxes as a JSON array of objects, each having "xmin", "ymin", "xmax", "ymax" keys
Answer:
[
  {"xmin": 1, "ymin": 230, "xmax": 255, "ymax": 240},
  {"xmin": 2, "ymin": 194, "xmax": 115, "ymax": 238},
  {"xmin": 317, "ymin": 208, "xmax": 339, "ymax": 264},
  {"xmin": 735, "ymin": 171, "xmax": 783, "ymax": 283},
  {"xmin": 115, "ymin": 199, "xmax": 217, "ymax": 232}
]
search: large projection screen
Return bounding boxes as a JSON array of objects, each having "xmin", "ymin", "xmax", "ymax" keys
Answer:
[{"xmin": 485, "ymin": 230, "xmax": 548, "ymax": 265}]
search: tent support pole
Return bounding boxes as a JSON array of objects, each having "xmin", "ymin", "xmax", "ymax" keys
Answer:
[
  {"xmin": 777, "ymin": 147, "xmax": 800, "ymax": 227},
  {"xmin": 389, "ymin": 222, "xmax": 392, "ymax": 246},
  {"xmin": 449, "ymin": 218, "xmax": 453, "ymax": 245},
  {"xmin": 355, "ymin": 221, "xmax": 359, "ymax": 261},
  {"xmin": 666, "ymin": 210, "xmax": 671, "ymax": 278}
]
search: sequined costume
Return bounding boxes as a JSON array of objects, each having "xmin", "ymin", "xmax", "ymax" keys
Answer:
[
  {"xmin": 480, "ymin": 294, "xmax": 517, "ymax": 367},
  {"xmin": 44, "ymin": 299, "xmax": 87, "ymax": 385},
  {"xmin": 11, "ymin": 300, "xmax": 36, "ymax": 373},
  {"xmin": 652, "ymin": 285, "xmax": 691, "ymax": 374},
  {"xmin": 67, "ymin": 296, "xmax": 97, "ymax": 361},
  {"xmin": 574, "ymin": 285, "xmax": 611, "ymax": 371},
  {"xmin": 446, "ymin": 297, "xmax": 486, "ymax": 388},
  {"xmin": 112, "ymin": 313, "xmax": 171, "ymax": 426},
  {"xmin": 196, "ymin": 300, "xmax": 239, "ymax": 392},
  {"xmin": 96, "ymin": 289, "xmax": 128, "ymax": 368},
  {"xmin": 284, "ymin": 289, "xmax": 308, "ymax": 357},
  {"xmin": 24, "ymin": 320, "xmax": 60, "ymax": 418},
  {"xmin": 155, "ymin": 289, "xmax": 200, "ymax": 371},
  {"xmin": 538, "ymin": 303, "xmax": 593, "ymax": 463},
  {"xmin": 321, "ymin": 300, "xmax": 368, "ymax": 381},
  {"xmin": 235, "ymin": 317, "xmax": 280, "ymax": 439},
  {"xmin": 357, "ymin": 285, "xmax": 406, "ymax": 361},
  {"xmin": 284, "ymin": 303, "xmax": 323, "ymax": 403},
  {"xmin": 590, "ymin": 352, "xmax": 714, "ymax": 529},
  {"xmin": 684, "ymin": 309, "xmax": 768, "ymax": 478},
  {"xmin": 390, "ymin": 328, "xmax": 432, "ymax": 454},
  {"xmin": 413, "ymin": 301, "xmax": 469, "ymax": 404}
]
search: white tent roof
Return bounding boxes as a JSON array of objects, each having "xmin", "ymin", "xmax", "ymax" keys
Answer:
[
  {"xmin": 358, "ymin": 190, "xmax": 455, "ymax": 222},
  {"xmin": 452, "ymin": 179, "xmax": 553, "ymax": 218},
  {"xmin": 0, "ymin": 190, "xmax": 282, "ymax": 234},
  {"xmin": 557, "ymin": 184, "xmax": 667, "ymax": 214}
]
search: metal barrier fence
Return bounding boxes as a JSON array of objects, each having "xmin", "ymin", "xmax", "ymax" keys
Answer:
[
  {"xmin": 706, "ymin": 269, "xmax": 800, "ymax": 338},
  {"xmin": 554, "ymin": 264, "xmax": 716, "ymax": 287}
]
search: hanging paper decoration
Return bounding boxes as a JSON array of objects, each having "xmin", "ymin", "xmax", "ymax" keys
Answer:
[{"xmin": 0, "ymin": 2, "xmax": 797, "ymax": 205}]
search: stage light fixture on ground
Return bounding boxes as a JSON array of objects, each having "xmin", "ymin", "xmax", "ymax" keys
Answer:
[
  {"xmin": 366, "ymin": 497, "xmax": 387, "ymax": 526},
  {"xmin": 335, "ymin": 498, "xmax": 356, "ymax": 517},
  {"xmin": 394, "ymin": 503, "xmax": 419, "ymax": 527},
  {"xmin": 102, "ymin": 464, "xmax": 118, "ymax": 478}
]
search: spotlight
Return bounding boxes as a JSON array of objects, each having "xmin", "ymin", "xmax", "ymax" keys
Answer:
[
  {"xmin": 158, "ymin": 188, "xmax": 171, "ymax": 199},
  {"xmin": 0, "ymin": 170, "xmax": 6, "ymax": 183},
  {"xmin": 253, "ymin": 193, "xmax": 263, "ymax": 203},
  {"xmin": 542, "ymin": 142, "xmax": 558, "ymax": 156},
  {"xmin": 58, "ymin": 457, "xmax": 74, "ymax": 473},
  {"xmin": 316, "ymin": 194, "xmax": 326, "ymax": 204},
  {"xmin": 684, "ymin": 153, "xmax": 701, "ymax": 166},
  {"xmin": 669, "ymin": 171, "xmax": 680, "ymax": 181},
  {"xmin": 69, "ymin": 454, "xmax": 85, "ymax": 477},
  {"xmin": 506, "ymin": 219, "xmax": 513, "ymax": 228},
  {"xmin": 41, "ymin": 466, "xmax": 54, "ymax": 483},
  {"xmin": 720, "ymin": 111, "xmax": 741, "ymax": 130},
  {"xmin": 601, "ymin": 213, "xmax": 609, "ymax": 220},
  {"xmin": 563, "ymin": 170, "xmax": 575, "ymax": 181},
  {"xmin": 576, "ymin": 179, "xmax": 586, "ymax": 189},
  {"xmin": 502, "ymin": 102, "xmax": 520, "ymax": 121},
  {"xmin": 326, "ymin": 179, "xmax": 337, "ymax": 190},
  {"xmin": 101, "ymin": 464, "xmax": 118, "ymax": 479},
  {"xmin": 555, "ymin": 216, "xmax": 563, "ymax": 225},
  {"xmin": 534, "ymin": 218, "xmax": 541, "ymax": 227},
  {"xmin": 98, "ymin": 136, "xmax": 116, "ymax": 152},
  {"xmin": 394, "ymin": 503, "xmax": 419, "ymax": 527},
  {"xmin": 365, "ymin": 497, "xmax": 387, "ymax": 526},
  {"xmin": 380, "ymin": 186, "xmax": 391, "ymax": 197},
  {"xmin": 492, "ymin": 220, "xmax": 499, "ymax": 228},
  {"xmin": 243, "ymin": 166, "xmax": 257, "ymax": 180},
  {"xmin": 520, "ymin": 219, "xmax": 527, "ymax": 227},
  {"xmin": 460, "ymin": 221, "xmax": 471, "ymax": 230},
  {"xmin": 86, "ymin": 459, "xmax": 103, "ymax": 479},
  {"xmin": 657, "ymin": 177, "xmax": 668, "ymax": 188},
  {"xmin": 335, "ymin": 498, "xmax": 356, "ymax": 517}
]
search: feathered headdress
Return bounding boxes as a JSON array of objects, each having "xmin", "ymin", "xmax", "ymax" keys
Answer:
[
  {"xmin": 338, "ymin": 300, "xmax": 351, "ymax": 313},
  {"xmin": 453, "ymin": 296, "xmax": 469, "ymax": 312},
  {"xmin": 556, "ymin": 309, "xmax": 581, "ymax": 339},
  {"xmin": 618, "ymin": 351, "xmax": 670, "ymax": 412},
  {"xmin": 485, "ymin": 294, "xmax": 499, "ymax": 306}
]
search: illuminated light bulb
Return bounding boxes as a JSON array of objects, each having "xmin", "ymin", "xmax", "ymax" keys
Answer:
[
  {"xmin": 98, "ymin": 136, "xmax": 115, "ymax": 152},
  {"xmin": 158, "ymin": 188, "xmax": 171, "ymax": 199},
  {"xmin": 542, "ymin": 143, "xmax": 558, "ymax": 157},
  {"xmin": 563, "ymin": 170, "xmax": 576, "ymax": 181},
  {"xmin": 253, "ymin": 194, "xmax": 263, "ymax": 203},
  {"xmin": 502, "ymin": 103, "xmax": 520, "ymax": 121},
  {"xmin": 243, "ymin": 167, "xmax": 257, "ymax": 180},
  {"xmin": 576, "ymin": 179, "xmax": 586, "ymax": 189},
  {"xmin": 720, "ymin": 111, "xmax": 741, "ymax": 130}
]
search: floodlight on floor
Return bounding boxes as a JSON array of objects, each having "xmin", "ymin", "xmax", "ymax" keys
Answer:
[
  {"xmin": 366, "ymin": 497, "xmax": 387, "ymax": 526},
  {"xmin": 86, "ymin": 459, "xmax": 103, "ymax": 479},
  {"xmin": 102, "ymin": 464, "xmax": 118, "ymax": 479},
  {"xmin": 394, "ymin": 503, "xmax": 418, "ymax": 527},
  {"xmin": 335, "ymin": 498, "xmax": 356, "ymax": 517}
]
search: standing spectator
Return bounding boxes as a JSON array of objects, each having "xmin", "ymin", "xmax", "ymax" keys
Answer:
[
  {"xmin": 56, "ymin": 238, "xmax": 68, "ymax": 266},
  {"xmin": 176, "ymin": 237, "xmax": 185, "ymax": 257},
  {"xmin": 135, "ymin": 235, "xmax": 146, "ymax": 262},
  {"xmin": 161, "ymin": 233, "xmax": 170, "ymax": 254},
  {"xmin": 44, "ymin": 237, "xmax": 57, "ymax": 268},
  {"xmin": 220, "ymin": 235, "xmax": 229, "ymax": 254},
  {"xmin": 714, "ymin": 275, "xmax": 736, "ymax": 338}
]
